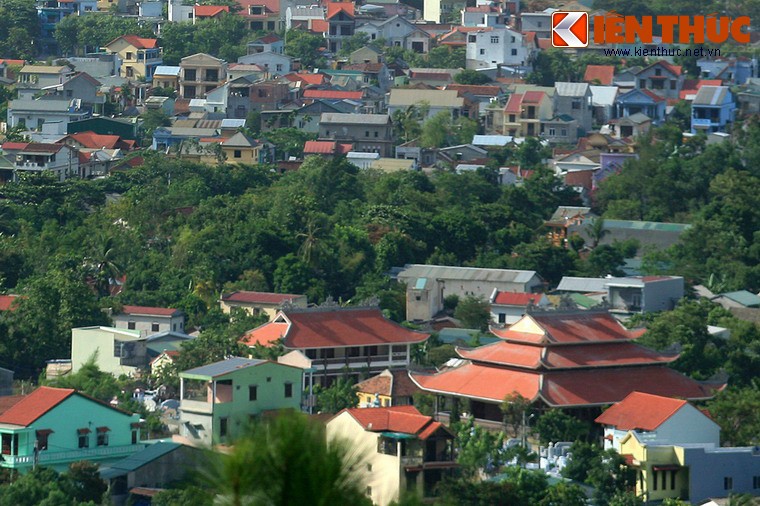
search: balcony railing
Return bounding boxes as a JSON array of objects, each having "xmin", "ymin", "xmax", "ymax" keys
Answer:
[
  {"xmin": 310, "ymin": 354, "xmax": 409, "ymax": 369},
  {"xmin": 1, "ymin": 444, "xmax": 143, "ymax": 467},
  {"xmin": 692, "ymin": 117, "xmax": 719, "ymax": 126},
  {"xmin": 180, "ymin": 399, "xmax": 214, "ymax": 414}
]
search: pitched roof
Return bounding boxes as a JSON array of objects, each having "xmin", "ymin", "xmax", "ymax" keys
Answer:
[
  {"xmin": 338, "ymin": 405, "xmax": 447, "ymax": 439},
  {"xmin": 522, "ymin": 90, "xmax": 546, "ymax": 103},
  {"xmin": 355, "ymin": 373, "xmax": 392, "ymax": 396},
  {"xmin": 303, "ymin": 89, "xmax": 362, "ymax": 100},
  {"xmin": 243, "ymin": 308, "xmax": 429, "ymax": 349},
  {"xmin": 121, "ymin": 305, "xmax": 182, "ymax": 317},
  {"xmin": 504, "ymin": 92, "xmax": 523, "ymax": 113},
  {"xmin": 397, "ymin": 264, "xmax": 538, "ymax": 284},
  {"xmin": 193, "ymin": 5, "xmax": 230, "ymax": 16},
  {"xmin": 555, "ymin": 82, "xmax": 589, "ymax": 97},
  {"xmin": 491, "ymin": 312, "xmax": 642, "ymax": 344},
  {"xmin": 221, "ymin": 291, "xmax": 305, "ymax": 305},
  {"xmin": 492, "ymin": 292, "xmax": 541, "ymax": 306},
  {"xmin": 445, "ymin": 84, "xmax": 501, "ymax": 97},
  {"xmin": 181, "ymin": 357, "xmax": 267, "ymax": 378},
  {"xmin": 106, "ymin": 35, "xmax": 159, "ymax": 49},
  {"xmin": 0, "ymin": 387, "xmax": 75, "ymax": 426},
  {"xmin": 67, "ymin": 131, "xmax": 122, "ymax": 149},
  {"xmin": 594, "ymin": 391, "xmax": 689, "ymax": 431},
  {"xmin": 388, "ymin": 89, "xmax": 463, "ymax": 108},
  {"xmin": 326, "ymin": 2, "xmax": 355, "ymax": 19},
  {"xmin": 692, "ymin": 85, "xmax": 730, "ymax": 106},
  {"xmin": 355, "ymin": 370, "xmax": 421, "ymax": 398},
  {"xmin": 583, "ymin": 65, "xmax": 615, "ymax": 85},
  {"xmin": 458, "ymin": 341, "xmax": 676, "ymax": 369},
  {"xmin": 638, "ymin": 60, "xmax": 682, "ymax": 77},
  {"xmin": 320, "ymin": 113, "xmax": 390, "ymax": 125},
  {"xmin": 100, "ymin": 442, "xmax": 183, "ymax": 479},
  {"xmin": 310, "ymin": 19, "xmax": 329, "ymax": 33},
  {"xmin": 412, "ymin": 363, "xmax": 719, "ymax": 407},
  {"xmin": 284, "ymin": 72, "xmax": 327, "ymax": 86},
  {"xmin": 303, "ymin": 140, "xmax": 352, "ymax": 155},
  {"xmin": 0, "ymin": 295, "xmax": 20, "ymax": 311}
]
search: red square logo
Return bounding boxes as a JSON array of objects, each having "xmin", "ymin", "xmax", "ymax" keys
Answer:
[{"xmin": 552, "ymin": 12, "xmax": 589, "ymax": 48}]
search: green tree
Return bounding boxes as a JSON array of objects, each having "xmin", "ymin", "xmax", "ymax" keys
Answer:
[
  {"xmin": 46, "ymin": 357, "xmax": 121, "ymax": 402},
  {"xmin": 284, "ymin": 30, "xmax": 326, "ymax": 68},
  {"xmin": 539, "ymin": 481, "xmax": 587, "ymax": 506},
  {"xmin": 315, "ymin": 376, "xmax": 359, "ymax": 413},
  {"xmin": 705, "ymin": 386, "xmax": 760, "ymax": 446},
  {"xmin": 205, "ymin": 413, "xmax": 371, "ymax": 506},
  {"xmin": 453, "ymin": 295, "xmax": 491, "ymax": 330},
  {"xmin": 454, "ymin": 417, "xmax": 506, "ymax": 477},
  {"xmin": 534, "ymin": 409, "xmax": 591, "ymax": 445},
  {"xmin": 454, "ymin": 69, "xmax": 491, "ymax": 85}
]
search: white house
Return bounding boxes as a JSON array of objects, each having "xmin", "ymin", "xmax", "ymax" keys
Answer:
[
  {"xmin": 71, "ymin": 326, "xmax": 148, "ymax": 377},
  {"xmin": 0, "ymin": 142, "xmax": 83, "ymax": 181},
  {"xmin": 397, "ymin": 264, "xmax": 543, "ymax": 321},
  {"xmin": 596, "ymin": 391, "xmax": 721, "ymax": 452},
  {"xmin": 356, "ymin": 16, "xmax": 431, "ymax": 53},
  {"xmin": 465, "ymin": 27, "xmax": 531, "ymax": 70},
  {"xmin": 112, "ymin": 305, "xmax": 186, "ymax": 336},
  {"xmin": 237, "ymin": 52, "xmax": 292, "ymax": 76},
  {"xmin": 489, "ymin": 290, "xmax": 550, "ymax": 324}
]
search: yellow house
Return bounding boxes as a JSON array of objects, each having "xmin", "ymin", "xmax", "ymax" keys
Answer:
[
  {"xmin": 355, "ymin": 369, "xmax": 420, "ymax": 408},
  {"xmin": 219, "ymin": 290, "xmax": 308, "ymax": 320},
  {"xmin": 619, "ymin": 431, "xmax": 690, "ymax": 503},
  {"xmin": 150, "ymin": 350, "xmax": 179, "ymax": 376},
  {"xmin": 180, "ymin": 132, "xmax": 264, "ymax": 165},
  {"xmin": 326, "ymin": 406, "xmax": 457, "ymax": 506},
  {"xmin": 103, "ymin": 35, "xmax": 163, "ymax": 82}
]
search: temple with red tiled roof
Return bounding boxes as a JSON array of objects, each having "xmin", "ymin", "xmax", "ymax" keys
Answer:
[
  {"xmin": 241, "ymin": 306, "xmax": 429, "ymax": 384},
  {"xmin": 410, "ymin": 311, "xmax": 723, "ymax": 422}
]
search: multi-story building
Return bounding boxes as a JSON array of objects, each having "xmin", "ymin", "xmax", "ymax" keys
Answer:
[
  {"xmin": 241, "ymin": 306, "xmax": 430, "ymax": 385},
  {"xmin": 465, "ymin": 27, "xmax": 532, "ymax": 70},
  {"xmin": 0, "ymin": 386, "xmax": 142, "ymax": 472},
  {"xmin": 71, "ymin": 326, "xmax": 147, "ymax": 377},
  {"xmin": 178, "ymin": 357, "xmax": 303, "ymax": 446},
  {"xmin": 37, "ymin": 0, "xmax": 98, "ymax": 54},
  {"xmin": 219, "ymin": 291, "xmax": 308, "ymax": 320},
  {"xmin": 327, "ymin": 406, "xmax": 457, "ymax": 505},
  {"xmin": 103, "ymin": 35, "xmax": 162, "ymax": 82},
  {"xmin": 318, "ymin": 113, "xmax": 394, "ymax": 157},
  {"xmin": 0, "ymin": 142, "xmax": 82, "ymax": 181},
  {"xmin": 633, "ymin": 61, "xmax": 684, "ymax": 100},
  {"xmin": 691, "ymin": 85, "xmax": 736, "ymax": 134},
  {"xmin": 326, "ymin": 2, "xmax": 356, "ymax": 53},
  {"xmin": 112, "ymin": 305, "xmax": 185, "ymax": 336},
  {"xmin": 179, "ymin": 53, "xmax": 227, "ymax": 99},
  {"xmin": 554, "ymin": 82, "xmax": 593, "ymax": 134},
  {"xmin": 502, "ymin": 90, "xmax": 554, "ymax": 137}
]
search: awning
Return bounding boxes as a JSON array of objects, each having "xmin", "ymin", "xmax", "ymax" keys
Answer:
[
  {"xmin": 96, "ymin": 426, "xmax": 111, "ymax": 433},
  {"xmin": 380, "ymin": 432, "xmax": 416, "ymax": 440},
  {"xmin": 35, "ymin": 429, "xmax": 54, "ymax": 436},
  {"xmin": 77, "ymin": 428, "xmax": 91, "ymax": 435}
]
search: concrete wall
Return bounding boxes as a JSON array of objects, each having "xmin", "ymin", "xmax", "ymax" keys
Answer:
[
  {"xmin": 71, "ymin": 327, "xmax": 143, "ymax": 376},
  {"xmin": 113, "ymin": 314, "xmax": 185, "ymax": 336}
]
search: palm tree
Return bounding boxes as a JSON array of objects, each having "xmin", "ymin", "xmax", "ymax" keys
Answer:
[
  {"xmin": 88, "ymin": 233, "xmax": 123, "ymax": 298},
  {"xmin": 205, "ymin": 413, "xmax": 371, "ymax": 506},
  {"xmin": 297, "ymin": 216, "xmax": 327, "ymax": 268},
  {"xmin": 586, "ymin": 217, "xmax": 609, "ymax": 249}
]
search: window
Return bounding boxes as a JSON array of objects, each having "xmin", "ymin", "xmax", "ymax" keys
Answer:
[
  {"xmin": 205, "ymin": 69, "xmax": 219, "ymax": 82},
  {"xmin": 284, "ymin": 382, "xmax": 293, "ymax": 398},
  {"xmin": 468, "ymin": 35, "xmax": 476, "ymax": 43},
  {"xmin": 480, "ymin": 49, "xmax": 485, "ymax": 55},
  {"xmin": 548, "ymin": 127, "xmax": 556, "ymax": 136},
  {"xmin": 753, "ymin": 476, "xmax": 760, "ymax": 489},
  {"xmin": 561, "ymin": 128, "xmax": 567, "ymax": 136},
  {"xmin": 275, "ymin": 64, "xmax": 283, "ymax": 72},
  {"xmin": 131, "ymin": 429, "xmax": 138, "ymax": 444},
  {"xmin": 537, "ymin": 21, "xmax": 542, "ymax": 27},
  {"xmin": 511, "ymin": 48, "xmax": 517, "ymax": 56},
  {"xmin": 96, "ymin": 427, "xmax": 109, "ymax": 446},
  {"xmin": 367, "ymin": 463, "xmax": 372, "ymax": 472},
  {"xmin": 511, "ymin": 36, "xmax": 516, "ymax": 42},
  {"xmin": 366, "ymin": 486, "xmax": 372, "ymax": 496},
  {"xmin": 220, "ymin": 417, "xmax": 228, "ymax": 437},
  {"xmin": 125, "ymin": 52, "xmax": 133, "ymax": 60},
  {"xmin": 36, "ymin": 429, "xmax": 52, "ymax": 451},
  {"xmin": 127, "ymin": 321, "xmax": 136, "ymax": 330},
  {"xmin": 572, "ymin": 100, "xmax": 581, "ymax": 110},
  {"xmin": 498, "ymin": 312, "xmax": 507, "ymax": 323},
  {"xmin": 184, "ymin": 69, "xmax": 196, "ymax": 81},
  {"xmin": 655, "ymin": 68, "xmax": 662, "ymax": 76},
  {"xmin": 652, "ymin": 470, "xmax": 658, "ymax": 490},
  {"xmin": 234, "ymin": 150, "xmax": 242, "ymax": 158},
  {"xmin": 77, "ymin": 428, "xmax": 89, "ymax": 448},
  {"xmin": 724, "ymin": 477, "xmax": 733, "ymax": 490},
  {"xmin": 151, "ymin": 323, "xmax": 159, "ymax": 332},
  {"xmin": 670, "ymin": 470, "xmax": 676, "ymax": 490},
  {"xmin": 66, "ymin": 90, "xmax": 73, "ymax": 98},
  {"xmin": 365, "ymin": 131, "xmax": 370, "ymax": 137},
  {"xmin": 490, "ymin": 36, "xmax": 499, "ymax": 44},
  {"xmin": 639, "ymin": 79, "xmax": 646, "ymax": 88},
  {"xmin": 374, "ymin": 131, "xmax": 379, "ymax": 138},
  {"xmin": 249, "ymin": 385, "xmax": 258, "ymax": 401},
  {"xmin": 670, "ymin": 80, "xmax": 676, "ymax": 90}
]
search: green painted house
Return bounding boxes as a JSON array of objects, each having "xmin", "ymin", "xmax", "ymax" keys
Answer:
[
  {"xmin": 0, "ymin": 386, "xmax": 143, "ymax": 472},
  {"xmin": 179, "ymin": 357, "xmax": 303, "ymax": 446}
]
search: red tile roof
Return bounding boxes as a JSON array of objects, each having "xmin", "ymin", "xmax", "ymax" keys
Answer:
[
  {"xmin": 242, "ymin": 308, "xmax": 430, "ymax": 349},
  {"xmin": 411, "ymin": 363, "xmax": 542, "ymax": 402},
  {"xmin": 105, "ymin": 35, "xmax": 159, "ymax": 49},
  {"xmin": 458, "ymin": 342, "xmax": 543, "ymax": 368},
  {"xmin": 256, "ymin": 34, "xmax": 282, "ymax": 44},
  {"xmin": 0, "ymin": 395, "xmax": 24, "ymax": 415},
  {"xmin": 237, "ymin": 0, "xmax": 280, "ymax": 15},
  {"xmin": 67, "ymin": 131, "xmax": 123, "ymax": 150},
  {"xmin": 356, "ymin": 374, "xmax": 392, "ymax": 396},
  {"xmin": 0, "ymin": 295, "xmax": 20, "ymax": 311},
  {"xmin": 303, "ymin": 140, "xmax": 352, "ymax": 155},
  {"xmin": 283, "ymin": 72, "xmax": 327, "ymax": 86},
  {"xmin": 543, "ymin": 342, "xmax": 676, "ymax": 368},
  {"xmin": 340, "ymin": 405, "xmax": 446, "ymax": 439},
  {"xmin": 310, "ymin": 19, "xmax": 329, "ymax": 33},
  {"xmin": 0, "ymin": 59, "xmax": 25, "ymax": 66},
  {"xmin": 412, "ymin": 364, "xmax": 719, "ymax": 407},
  {"xmin": 0, "ymin": 387, "xmax": 75, "ymax": 426},
  {"xmin": 491, "ymin": 312, "xmax": 640, "ymax": 344},
  {"xmin": 594, "ymin": 391, "xmax": 690, "ymax": 431},
  {"xmin": 121, "ymin": 305, "xmax": 181, "ymax": 317},
  {"xmin": 583, "ymin": 65, "xmax": 615, "ymax": 85},
  {"xmin": 222, "ymin": 291, "xmax": 305, "ymax": 305},
  {"xmin": 504, "ymin": 93, "xmax": 523, "ymax": 113},
  {"xmin": 2, "ymin": 142, "xmax": 62, "ymax": 153},
  {"xmin": 326, "ymin": 2, "xmax": 354, "ymax": 19},
  {"xmin": 679, "ymin": 79, "xmax": 723, "ymax": 100},
  {"xmin": 522, "ymin": 90, "xmax": 545, "ymax": 104},
  {"xmin": 303, "ymin": 89, "xmax": 363, "ymax": 100},
  {"xmin": 492, "ymin": 292, "xmax": 541, "ymax": 306},
  {"xmin": 354, "ymin": 370, "xmax": 421, "ymax": 398},
  {"xmin": 193, "ymin": 5, "xmax": 230, "ymax": 17},
  {"xmin": 640, "ymin": 89, "xmax": 666, "ymax": 102},
  {"xmin": 241, "ymin": 321, "xmax": 289, "ymax": 347}
]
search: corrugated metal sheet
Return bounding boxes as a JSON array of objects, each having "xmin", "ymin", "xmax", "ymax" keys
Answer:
[
  {"xmin": 556, "ymin": 276, "xmax": 608, "ymax": 293},
  {"xmin": 555, "ymin": 81, "xmax": 590, "ymax": 97},
  {"xmin": 398, "ymin": 264, "xmax": 539, "ymax": 284},
  {"xmin": 182, "ymin": 357, "xmax": 265, "ymax": 378}
]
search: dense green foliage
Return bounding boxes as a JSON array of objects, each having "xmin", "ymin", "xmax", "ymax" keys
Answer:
[
  {"xmin": 54, "ymin": 16, "xmax": 155, "ymax": 56},
  {"xmin": 0, "ymin": 462, "xmax": 106, "ymax": 505},
  {"xmin": 0, "ymin": 0, "xmax": 40, "ymax": 60}
]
